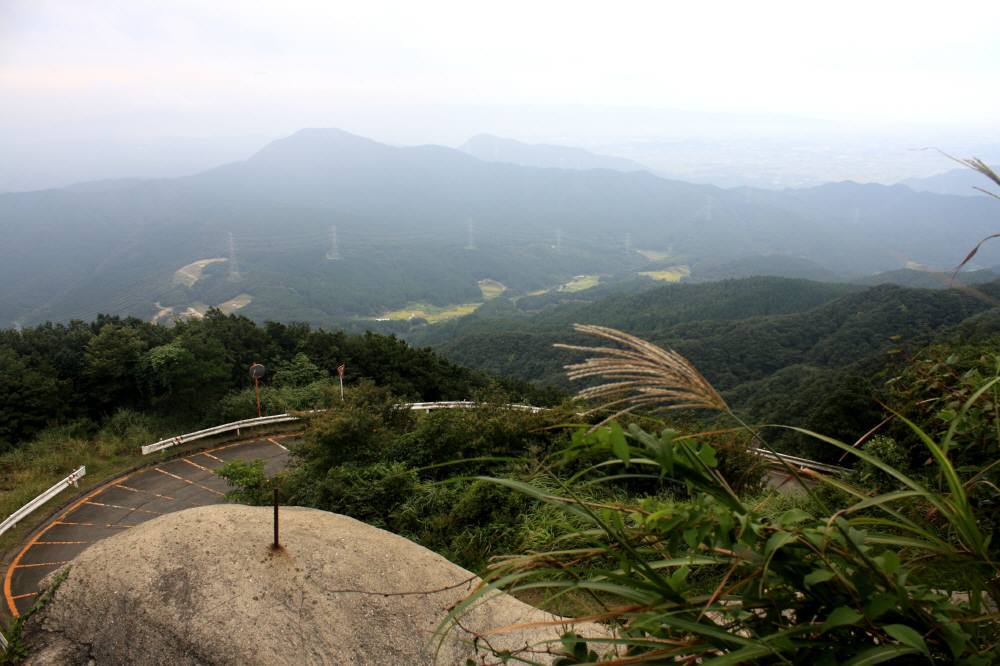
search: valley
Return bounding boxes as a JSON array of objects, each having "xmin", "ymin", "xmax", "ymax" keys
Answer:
[{"xmin": 3, "ymin": 129, "xmax": 1000, "ymax": 330}]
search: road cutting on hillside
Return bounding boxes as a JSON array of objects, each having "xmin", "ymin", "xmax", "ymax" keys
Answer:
[{"xmin": 3, "ymin": 434, "xmax": 295, "ymax": 618}]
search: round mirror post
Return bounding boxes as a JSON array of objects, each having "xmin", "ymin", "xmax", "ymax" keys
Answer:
[{"xmin": 248, "ymin": 363, "xmax": 267, "ymax": 418}]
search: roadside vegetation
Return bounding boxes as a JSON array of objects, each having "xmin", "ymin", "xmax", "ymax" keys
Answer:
[
  {"xmin": 216, "ymin": 320, "xmax": 999, "ymax": 663},
  {"xmin": 0, "ymin": 312, "xmax": 547, "ymax": 553}
]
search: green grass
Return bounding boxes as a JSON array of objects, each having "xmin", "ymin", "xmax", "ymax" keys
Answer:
[
  {"xmin": 0, "ymin": 425, "xmax": 152, "ymax": 559},
  {"xmin": 477, "ymin": 279, "xmax": 506, "ymax": 299},
  {"xmin": 558, "ymin": 275, "xmax": 601, "ymax": 292},
  {"xmin": 639, "ymin": 266, "xmax": 690, "ymax": 282},
  {"xmin": 372, "ymin": 301, "xmax": 483, "ymax": 323}
]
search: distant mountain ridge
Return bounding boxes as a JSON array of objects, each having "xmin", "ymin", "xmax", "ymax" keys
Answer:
[
  {"xmin": 3, "ymin": 127, "xmax": 999, "ymax": 328},
  {"xmin": 853, "ymin": 267, "xmax": 1000, "ymax": 289},
  {"xmin": 903, "ymin": 165, "xmax": 1000, "ymax": 197},
  {"xmin": 459, "ymin": 133, "xmax": 649, "ymax": 172}
]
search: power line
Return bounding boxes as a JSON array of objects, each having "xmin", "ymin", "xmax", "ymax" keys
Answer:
[{"xmin": 465, "ymin": 220, "xmax": 476, "ymax": 251}]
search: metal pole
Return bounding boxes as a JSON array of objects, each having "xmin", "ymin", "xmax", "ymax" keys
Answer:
[
  {"xmin": 272, "ymin": 487, "xmax": 279, "ymax": 549},
  {"xmin": 254, "ymin": 376, "xmax": 262, "ymax": 418},
  {"xmin": 339, "ymin": 374, "xmax": 344, "ymax": 401}
]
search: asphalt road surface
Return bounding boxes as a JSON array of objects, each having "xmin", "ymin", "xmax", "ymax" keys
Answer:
[{"xmin": 4, "ymin": 433, "xmax": 295, "ymax": 618}]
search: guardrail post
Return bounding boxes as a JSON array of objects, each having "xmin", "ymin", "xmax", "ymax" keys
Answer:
[{"xmin": 0, "ymin": 465, "xmax": 87, "ymax": 539}]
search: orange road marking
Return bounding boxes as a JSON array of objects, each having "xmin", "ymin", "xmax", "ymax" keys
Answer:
[
  {"xmin": 85, "ymin": 500, "xmax": 162, "ymax": 515},
  {"xmin": 267, "ymin": 437, "xmax": 289, "ymax": 451},
  {"xmin": 58, "ymin": 472, "xmax": 132, "ymax": 521},
  {"xmin": 3, "ymin": 432, "xmax": 300, "ymax": 617},
  {"xmin": 5, "ymin": 471, "xmax": 133, "ymax": 617},
  {"xmin": 14, "ymin": 561, "xmax": 70, "ymax": 569},
  {"xmin": 11, "ymin": 592, "xmax": 37, "ymax": 600},
  {"xmin": 115, "ymin": 484, "xmax": 175, "ymax": 501},
  {"xmin": 154, "ymin": 468, "xmax": 224, "ymax": 496},
  {"xmin": 181, "ymin": 458, "xmax": 211, "ymax": 472}
]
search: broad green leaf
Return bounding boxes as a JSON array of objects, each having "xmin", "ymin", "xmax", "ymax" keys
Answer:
[
  {"xmin": 697, "ymin": 443, "xmax": 718, "ymax": 467},
  {"xmin": 821, "ymin": 606, "xmax": 863, "ymax": 633},
  {"xmin": 939, "ymin": 621, "xmax": 970, "ymax": 659},
  {"xmin": 764, "ymin": 531, "xmax": 796, "ymax": 558},
  {"xmin": 874, "ymin": 550, "xmax": 900, "ymax": 575},
  {"xmin": 610, "ymin": 421, "xmax": 630, "ymax": 465},
  {"xmin": 779, "ymin": 508, "xmax": 812, "ymax": 527},
  {"xmin": 883, "ymin": 624, "xmax": 930, "ymax": 657},
  {"xmin": 668, "ymin": 566, "xmax": 689, "ymax": 592},
  {"xmin": 864, "ymin": 594, "xmax": 896, "ymax": 619},
  {"xmin": 803, "ymin": 568, "xmax": 835, "ymax": 587},
  {"xmin": 842, "ymin": 645, "xmax": 919, "ymax": 665}
]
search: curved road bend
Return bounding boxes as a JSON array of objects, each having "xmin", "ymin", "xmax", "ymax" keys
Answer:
[{"xmin": 4, "ymin": 433, "xmax": 296, "ymax": 618}]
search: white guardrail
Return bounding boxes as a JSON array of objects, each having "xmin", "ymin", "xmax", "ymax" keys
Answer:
[
  {"xmin": 0, "ymin": 466, "xmax": 86, "ymax": 540},
  {"xmin": 138, "ymin": 402, "xmax": 845, "ymax": 476},
  {"xmin": 140, "ymin": 401, "xmax": 545, "ymax": 456},
  {"xmin": 0, "ymin": 465, "xmax": 85, "ymax": 650}
]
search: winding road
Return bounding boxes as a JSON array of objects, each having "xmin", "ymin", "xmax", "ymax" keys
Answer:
[
  {"xmin": 2, "ymin": 401, "xmax": 844, "ymax": 622},
  {"xmin": 3, "ymin": 433, "xmax": 295, "ymax": 618}
]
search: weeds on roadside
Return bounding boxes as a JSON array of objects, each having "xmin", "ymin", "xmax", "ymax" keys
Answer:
[
  {"xmin": 0, "ymin": 566, "xmax": 70, "ymax": 664},
  {"xmin": 450, "ymin": 324, "xmax": 1000, "ymax": 664}
]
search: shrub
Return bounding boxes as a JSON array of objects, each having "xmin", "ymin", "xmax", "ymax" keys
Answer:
[{"xmin": 453, "ymin": 325, "xmax": 1000, "ymax": 664}]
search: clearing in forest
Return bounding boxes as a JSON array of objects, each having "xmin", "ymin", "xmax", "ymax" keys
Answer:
[
  {"xmin": 173, "ymin": 258, "xmax": 228, "ymax": 287},
  {"xmin": 478, "ymin": 279, "xmax": 507, "ymax": 299},
  {"xmin": 374, "ymin": 301, "xmax": 482, "ymax": 323},
  {"xmin": 639, "ymin": 266, "xmax": 690, "ymax": 282},
  {"xmin": 558, "ymin": 275, "xmax": 600, "ymax": 292},
  {"xmin": 218, "ymin": 293, "xmax": 253, "ymax": 314}
]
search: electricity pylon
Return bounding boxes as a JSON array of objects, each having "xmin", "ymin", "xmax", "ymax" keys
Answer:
[
  {"xmin": 227, "ymin": 232, "xmax": 242, "ymax": 282},
  {"xmin": 326, "ymin": 225, "xmax": 340, "ymax": 260}
]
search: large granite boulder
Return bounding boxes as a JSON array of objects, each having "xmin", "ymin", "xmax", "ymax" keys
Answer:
[{"xmin": 23, "ymin": 505, "xmax": 607, "ymax": 665}]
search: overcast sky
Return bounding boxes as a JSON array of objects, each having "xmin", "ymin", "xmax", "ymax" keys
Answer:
[{"xmin": 1, "ymin": 1, "xmax": 998, "ymax": 189}]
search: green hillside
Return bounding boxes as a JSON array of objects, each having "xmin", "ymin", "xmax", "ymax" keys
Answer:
[
  {"xmin": 411, "ymin": 277, "xmax": 1000, "ymax": 456},
  {"xmin": 4, "ymin": 129, "xmax": 1000, "ymax": 328}
]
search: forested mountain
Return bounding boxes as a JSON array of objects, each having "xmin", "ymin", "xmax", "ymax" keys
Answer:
[
  {"xmin": 853, "ymin": 266, "xmax": 1000, "ymax": 288},
  {"xmin": 688, "ymin": 254, "xmax": 849, "ymax": 282},
  {"xmin": 412, "ymin": 277, "xmax": 858, "ymax": 353},
  {"xmin": 411, "ymin": 277, "xmax": 1000, "ymax": 453},
  {"xmin": 2, "ymin": 128, "xmax": 998, "ymax": 329}
]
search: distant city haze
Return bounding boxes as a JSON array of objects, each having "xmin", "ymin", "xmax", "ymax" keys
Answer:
[{"xmin": 2, "ymin": 0, "xmax": 999, "ymax": 191}]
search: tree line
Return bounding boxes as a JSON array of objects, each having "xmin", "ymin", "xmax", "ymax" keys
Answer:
[{"xmin": 0, "ymin": 310, "xmax": 550, "ymax": 452}]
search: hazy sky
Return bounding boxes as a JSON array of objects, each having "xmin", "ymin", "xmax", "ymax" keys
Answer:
[{"xmin": 1, "ymin": 1, "xmax": 999, "ymax": 189}]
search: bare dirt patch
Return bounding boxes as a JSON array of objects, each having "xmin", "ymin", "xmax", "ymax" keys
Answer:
[{"xmin": 173, "ymin": 258, "xmax": 227, "ymax": 287}]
